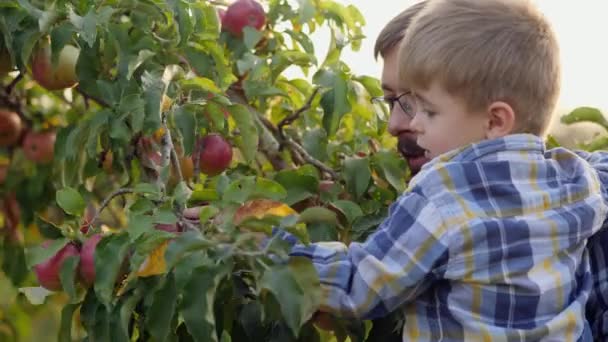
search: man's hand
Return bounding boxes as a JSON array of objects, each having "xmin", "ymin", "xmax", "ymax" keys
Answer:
[{"xmin": 311, "ymin": 311, "xmax": 337, "ymax": 331}]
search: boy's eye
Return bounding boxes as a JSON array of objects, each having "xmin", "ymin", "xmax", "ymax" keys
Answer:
[{"xmin": 424, "ymin": 110, "xmax": 437, "ymax": 117}]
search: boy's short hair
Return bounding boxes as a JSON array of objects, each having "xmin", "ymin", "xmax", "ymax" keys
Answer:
[
  {"xmin": 373, "ymin": 1, "xmax": 427, "ymax": 60},
  {"xmin": 398, "ymin": 0, "xmax": 561, "ymax": 135}
]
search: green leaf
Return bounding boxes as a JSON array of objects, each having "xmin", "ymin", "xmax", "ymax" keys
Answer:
[
  {"xmin": 94, "ymin": 233, "xmax": 131, "ymax": 305},
  {"xmin": 229, "ymin": 104, "xmax": 258, "ymax": 163},
  {"xmin": 354, "ymin": 75, "xmax": 383, "ymax": 97},
  {"xmin": 112, "ymin": 290, "xmax": 142, "ymax": 342},
  {"xmin": 169, "ymin": 0, "xmax": 194, "ymax": 46},
  {"xmin": 181, "ymin": 263, "xmax": 230, "ymax": 342},
  {"xmin": 2, "ymin": 238, "xmax": 28, "ymax": 285},
  {"xmin": 373, "ymin": 150, "xmax": 407, "ymax": 192},
  {"xmin": 165, "ymin": 231, "xmax": 214, "ymax": 269},
  {"xmin": 134, "ymin": 182, "xmax": 159, "ymax": 194},
  {"xmin": 119, "ymin": 94, "xmax": 146, "ymax": 133},
  {"xmin": 26, "ymin": 238, "xmax": 68, "ymax": 268},
  {"xmin": 331, "ymin": 200, "xmax": 363, "ymax": 224},
  {"xmin": 320, "ymin": 72, "xmax": 352, "ymax": 136},
  {"xmin": 59, "ymin": 255, "xmax": 80, "ymax": 301},
  {"xmin": 56, "ymin": 187, "xmax": 86, "ymax": 216},
  {"xmin": 110, "ymin": 119, "xmax": 131, "ymax": 143},
  {"xmin": 255, "ymin": 178, "xmax": 288, "ymax": 201},
  {"xmin": 146, "ymin": 273, "xmax": 178, "ymax": 341},
  {"xmin": 198, "ymin": 205, "xmax": 220, "ymax": 222},
  {"xmin": 180, "ymin": 76, "xmax": 222, "ymax": 93},
  {"xmin": 18, "ymin": 287, "xmax": 53, "ymax": 305},
  {"xmin": 58, "ymin": 303, "xmax": 80, "ymax": 342},
  {"xmin": 142, "ymin": 71, "xmax": 164, "ymax": 132},
  {"xmin": 260, "ymin": 257, "xmax": 321, "ymax": 337},
  {"xmin": 243, "ymin": 26, "xmax": 263, "ymax": 50},
  {"xmin": 205, "ymin": 101, "xmax": 227, "ymax": 132},
  {"xmin": 155, "ymin": 210, "xmax": 178, "ymax": 224},
  {"xmin": 302, "ymin": 128, "xmax": 329, "ymax": 162},
  {"xmin": 274, "ymin": 170, "xmax": 319, "ymax": 205},
  {"xmin": 126, "ymin": 49, "xmax": 155, "ymax": 80},
  {"xmin": 342, "ymin": 157, "xmax": 371, "ymax": 199},
  {"xmin": 81, "ymin": 9, "xmax": 98, "ymax": 47},
  {"xmin": 128, "ymin": 214, "xmax": 155, "ymax": 242},
  {"xmin": 174, "ymin": 106, "xmax": 197, "ymax": 155},
  {"xmin": 129, "ymin": 198, "xmax": 155, "ymax": 215},
  {"xmin": 297, "ymin": 207, "xmax": 339, "ymax": 226},
  {"xmin": 561, "ymin": 106, "xmax": 608, "ymax": 130}
]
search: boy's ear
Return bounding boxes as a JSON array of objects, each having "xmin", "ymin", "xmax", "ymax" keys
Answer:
[{"xmin": 485, "ymin": 101, "xmax": 515, "ymax": 139}]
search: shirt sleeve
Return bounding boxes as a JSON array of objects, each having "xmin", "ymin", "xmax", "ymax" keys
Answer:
[{"xmin": 285, "ymin": 191, "xmax": 451, "ymax": 319}]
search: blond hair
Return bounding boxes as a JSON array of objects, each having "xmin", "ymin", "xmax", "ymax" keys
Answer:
[
  {"xmin": 374, "ymin": 1, "xmax": 427, "ymax": 59},
  {"xmin": 398, "ymin": 0, "xmax": 561, "ymax": 135}
]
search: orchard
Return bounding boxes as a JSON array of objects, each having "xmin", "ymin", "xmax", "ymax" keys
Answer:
[{"xmin": 0, "ymin": 0, "xmax": 605, "ymax": 341}]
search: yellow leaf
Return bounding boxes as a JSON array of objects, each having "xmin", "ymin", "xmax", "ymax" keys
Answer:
[
  {"xmin": 136, "ymin": 241, "xmax": 169, "ymax": 277},
  {"xmin": 153, "ymin": 127, "xmax": 166, "ymax": 143},
  {"xmin": 233, "ymin": 199, "xmax": 297, "ymax": 226}
]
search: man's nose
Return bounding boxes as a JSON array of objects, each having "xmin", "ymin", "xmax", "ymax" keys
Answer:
[
  {"xmin": 409, "ymin": 112, "xmax": 424, "ymax": 134},
  {"xmin": 387, "ymin": 107, "xmax": 412, "ymax": 137}
]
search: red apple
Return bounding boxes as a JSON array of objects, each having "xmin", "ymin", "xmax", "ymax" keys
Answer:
[
  {"xmin": 34, "ymin": 242, "xmax": 80, "ymax": 291},
  {"xmin": 218, "ymin": 8, "xmax": 226, "ymax": 22},
  {"xmin": 197, "ymin": 134, "xmax": 232, "ymax": 176},
  {"xmin": 79, "ymin": 234, "xmax": 102, "ymax": 287},
  {"xmin": 0, "ymin": 109, "xmax": 22, "ymax": 147},
  {"xmin": 0, "ymin": 164, "xmax": 6, "ymax": 185},
  {"xmin": 31, "ymin": 40, "xmax": 79, "ymax": 90},
  {"xmin": 22, "ymin": 130, "xmax": 56, "ymax": 164},
  {"xmin": 319, "ymin": 180, "xmax": 335, "ymax": 193},
  {"xmin": 222, "ymin": 0, "xmax": 266, "ymax": 37}
]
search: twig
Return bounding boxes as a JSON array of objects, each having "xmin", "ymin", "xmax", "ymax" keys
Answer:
[
  {"xmin": 76, "ymin": 85, "xmax": 110, "ymax": 108},
  {"xmin": 226, "ymin": 89, "xmax": 287, "ymax": 171},
  {"xmin": 5, "ymin": 72, "xmax": 23, "ymax": 95},
  {"xmin": 89, "ymin": 188, "xmax": 135, "ymax": 228},
  {"xmin": 277, "ymin": 87, "xmax": 321, "ymax": 139},
  {"xmin": 284, "ymin": 138, "xmax": 338, "ymax": 179},
  {"xmin": 193, "ymin": 132, "xmax": 201, "ymax": 178}
]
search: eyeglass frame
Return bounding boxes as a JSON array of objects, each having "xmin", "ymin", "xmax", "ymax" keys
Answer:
[{"xmin": 371, "ymin": 91, "xmax": 419, "ymax": 119}]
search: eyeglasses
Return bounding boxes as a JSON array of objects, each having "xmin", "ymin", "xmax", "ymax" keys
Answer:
[{"xmin": 371, "ymin": 92, "xmax": 417, "ymax": 119}]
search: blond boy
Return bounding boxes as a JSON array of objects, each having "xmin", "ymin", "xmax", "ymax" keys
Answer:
[{"xmin": 277, "ymin": 0, "xmax": 607, "ymax": 340}]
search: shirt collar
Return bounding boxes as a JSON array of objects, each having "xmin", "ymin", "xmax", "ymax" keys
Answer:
[{"xmin": 419, "ymin": 134, "xmax": 545, "ymax": 172}]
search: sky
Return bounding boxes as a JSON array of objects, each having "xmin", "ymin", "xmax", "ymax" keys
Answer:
[{"xmin": 303, "ymin": 0, "xmax": 608, "ymax": 113}]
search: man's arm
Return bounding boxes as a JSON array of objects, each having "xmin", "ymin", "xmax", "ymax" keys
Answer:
[
  {"xmin": 574, "ymin": 150, "xmax": 608, "ymax": 338},
  {"xmin": 283, "ymin": 191, "xmax": 450, "ymax": 319}
]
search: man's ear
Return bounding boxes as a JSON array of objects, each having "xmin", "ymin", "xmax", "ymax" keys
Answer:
[{"xmin": 485, "ymin": 101, "xmax": 515, "ymax": 139}]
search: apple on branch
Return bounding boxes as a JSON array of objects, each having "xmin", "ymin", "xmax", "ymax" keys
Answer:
[
  {"xmin": 221, "ymin": 0, "xmax": 266, "ymax": 37},
  {"xmin": 0, "ymin": 109, "xmax": 22, "ymax": 147},
  {"xmin": 30, "ymin": 39, "xmax": 79, "ymax": 91}
]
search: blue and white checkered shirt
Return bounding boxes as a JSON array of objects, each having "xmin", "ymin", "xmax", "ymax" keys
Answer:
[
  {"xmin": 575, "ymin": 150, "xmax": 608, "ymax": 341},
  {"xmin": 279, "ymin": 134, "xmax": 607, "ymax": 341}
]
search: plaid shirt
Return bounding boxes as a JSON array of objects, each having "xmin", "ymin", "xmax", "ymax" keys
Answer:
[
  {"xmin": 279, "ymin": 134, "xmax": 607, "ymax": 341},
  {"xmin": 575, "ymin": 150, "xmax": 608, "ymax": 340}
]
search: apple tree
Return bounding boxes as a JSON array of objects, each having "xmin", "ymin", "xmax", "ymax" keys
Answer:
[{"xmin": 0, "ymin": 0, "xmax": 413, "ymax": 340}]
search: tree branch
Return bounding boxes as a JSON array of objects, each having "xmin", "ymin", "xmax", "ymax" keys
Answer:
[
  {"xmin": 284, "ymin": 138, "xmax": 338, "ymax": 179},
  {"xmin": 277, "ymin": 87, "xmax": 321, "ymax": 139},
  {"xmin": 76, "ymin": 85, "xmax": 110, "ymax": 108},
  {"xmin": 89, "ymin": 188, "xmax": 135, "ymax": 228},
  {"xmin": 5, "ymin": 72, "xmax": 23, "ymax": 95}
]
